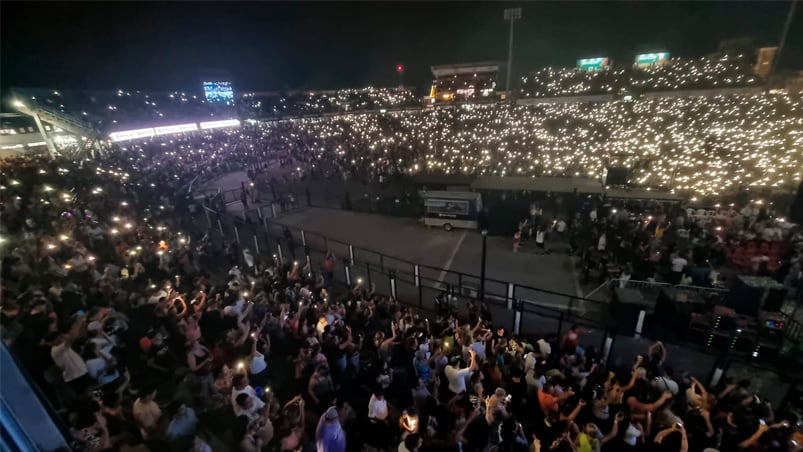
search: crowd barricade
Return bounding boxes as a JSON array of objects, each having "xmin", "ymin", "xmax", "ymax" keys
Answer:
[{"xmin": 197, "ymin": 200, "xmax": 803, "ymax": 406}]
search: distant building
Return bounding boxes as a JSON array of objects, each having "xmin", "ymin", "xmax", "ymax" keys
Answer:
[
  {"xmin": 754, "ymin": 47, "xmax": 778, "ymax": 79},
  {"xmin": 429, "ymin": 62, "xmax": 500, "ymax": 103}
]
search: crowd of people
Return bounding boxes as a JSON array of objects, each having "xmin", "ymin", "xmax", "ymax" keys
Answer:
[
  {"xmin": 562, "ymin": 196, "xmax": 803, "ymax": 289},
  {"xmin": 2, "ymin": 93, "xmax": 803, "ymax": 452},
  {"xmin": 11, "ymin": 54, "xmax": 762, "ymax": 138},
  {"xmin": 1, "ymin": 58, "xmax": 802, "ymax": 451},
  {"xmin": 519, "ymin": 55, "xmax": 760, "ymax": 98},
  {"xmin": 628, "ymin": 55, "xmax": 760, "ymax": 92},
  {"xmin": 14, "ymin": 88, "xmax": 237, "ymax": 133},
  {"xmin": 253, "ymin": 92, "xmax": 802, "ymax": 197},
  {"xmin": 520, "ymin": 68, "xmax": 626, "ymax": 98},
  {"xmin": 12, "ymin": 87, "xmax": 421, "ymax": 136},
  {"xmin": 250, "ymin": 88, "xmax": 420, "ymax": 118}
]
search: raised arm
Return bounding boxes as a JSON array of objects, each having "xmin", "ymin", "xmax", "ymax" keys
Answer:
[
  {"xmin": 738, "ymin": 423, "xmax": 769, "ymax": 449},
  {"xmin": 560, "ymin": 399, "xmax": 585, "ymax": 422},
  {"xmin": 631, "ymin": 355, "xmax": 645, "ymax": 373},
  {"xmin": 193, "ymin": 290, "xmax": 207, "ymax": 312},
  {"xmin": 653, "ymin": 426, "xmax": 676, "ymax": 445},
  {"xmin": 620, "ymin": 367, "xmax": 642, "ymax": 393},
  {"xmin": 600, "ymin": 418, "xmax": 620, "ymax": 445},
  {"xmin": 64, "ymin": 314, "xmax": 88, "ymax": 347},
  {"xmin": 172, "ymin": 295, "xmax": 189, "ymax": 318},
  {"xmin": 469, "ymin": 317, "xmax": 483, "ymax": 337},
  {"xmin": 468, "ymin": 348, "xmax": 478, "ymax": 371},
  {"xmin": 380, "ymin": 323, "xmax": 399, "ymax": 349}
]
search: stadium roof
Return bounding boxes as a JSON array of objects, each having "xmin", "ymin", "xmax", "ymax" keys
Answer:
[{"xmin": 431, "ymin": 62, "xmax": 501, "ymax": 78}]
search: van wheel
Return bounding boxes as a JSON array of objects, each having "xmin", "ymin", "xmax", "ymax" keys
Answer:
[{"xmin": 443, "ymin": 223, "xmax": 453, "ymax": 231}]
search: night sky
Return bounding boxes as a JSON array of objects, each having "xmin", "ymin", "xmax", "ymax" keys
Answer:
[{"xmin": 1, "ymin": 1, "xmax": 800, "ymax": 94}]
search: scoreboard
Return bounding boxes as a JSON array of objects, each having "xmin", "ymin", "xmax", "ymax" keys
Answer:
[
  {"xmin": 634, "ymin": 52, "xmax": 669, "ymax": 67},
  {"xmin": 576, "ymin": 57, "xmax": 610, "ymax": 72},
  {"xmin": 203, "ymin": 81, "xmax": 235, "ymax": 105}
]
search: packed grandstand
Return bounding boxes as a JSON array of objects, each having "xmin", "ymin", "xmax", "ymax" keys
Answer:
[
  {"xmin": 13, "ymin": 93, "xmax": 801, "ymax": 197},
  {"xmin": 520, "ymin": 54, "xmax": 761, "ymax": 98},
  {"xmin": 2, "ymin": 50, "xmax": 803, "ymax": 452}
]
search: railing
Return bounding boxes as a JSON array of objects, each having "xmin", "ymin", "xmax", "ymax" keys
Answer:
[
  {"xmin": 0, "ymin": 341, "xmax": 73, "ymax": 451},
  {"xmin": 199, "ymin": 198, "xmax": 604, "ymax": 335},
  {"xmin": 674, "ymin": 283, "xmax": 729, "ymax": 294},
  {"xmin": 195, "ymin": 193, "xmax": 803, "ymax": 408},
  {"xmin": 588, "ymin": 278, "xmax": 730, "ymax": 301},
  {"xmin": 30, "ymin": 103, "xmax": 99, "ymax": 138}
]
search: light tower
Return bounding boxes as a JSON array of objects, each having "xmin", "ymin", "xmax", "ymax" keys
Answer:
[{"xmin": 504, "ymin": 7, "xmax": 522, "ymax": 103}]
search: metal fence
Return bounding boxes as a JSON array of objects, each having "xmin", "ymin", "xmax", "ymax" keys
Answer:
[{"xmin": 197, "ymin": 197, "xmax": 803, "ymax": 408}]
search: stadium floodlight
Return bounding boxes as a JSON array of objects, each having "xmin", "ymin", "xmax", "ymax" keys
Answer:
[
  {"xmin": 503, "ymin": 7, "xmax": 522, "ymax": 100},
  {"xmin": 503, "ymin": 7, "xmax": 521, "ymax": 20},
  {"xmin": 772, "ymin": 0, "xmax": 798, "ymax": 78}
]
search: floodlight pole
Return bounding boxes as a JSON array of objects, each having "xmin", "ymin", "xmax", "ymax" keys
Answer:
[
  {"xmin": 772, "ymin": 0, "xmax": 798, "ymax": 78},
  {"xmin": 504, "ymin": 7, "xmax": 522, "ymax": 104}
]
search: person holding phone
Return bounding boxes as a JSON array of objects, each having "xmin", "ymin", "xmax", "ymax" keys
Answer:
[
  {"xmin": 50, "ymin": 312, "xmax": 92, "ymax": 395},
  {"xmin": 485, "ymin": 387, "xmax": 512, "ymax": 425},
  {"xmin": 445, "ymin": 348, "xmax": 477, "ymax": 397}
]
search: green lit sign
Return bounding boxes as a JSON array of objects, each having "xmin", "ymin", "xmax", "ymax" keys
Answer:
[
  {"xmin": 635, "ymin": 52, "xmax": 669, "ymax": 65},
  {"xmin": 576, "ymin": 57, "xmax": 609, "ymax": 71}
]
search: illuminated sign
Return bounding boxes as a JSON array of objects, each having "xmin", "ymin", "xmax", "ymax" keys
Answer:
[
  {"xmin": 200, "ymin": 119, "xmax": 241, "ymax": 130},
  {"xmin": 635, "ymin": 52, "xmax": 669, "ymax": 66},
  {"xmin": 456, "ymin": 87, "xmax": 475, "ymax": 97},
  {"xmin": 154, "ymin": 123, "xmax": 198, "ymax": 135},
  {"xmin": 109, "ymin": 128, "xmax": 156, "ymax": 142},
  {"xmin": 576, "ymin": 58, "xmax": 610, "ymax": 71},
  {"xmin": 203, "ymin": 81, "xmax": 234, "ymax": 105}
]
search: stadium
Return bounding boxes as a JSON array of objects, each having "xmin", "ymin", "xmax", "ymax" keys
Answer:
[{"xmin": 2, "ymin": 2, "xmax": 803, "ymax": 452}]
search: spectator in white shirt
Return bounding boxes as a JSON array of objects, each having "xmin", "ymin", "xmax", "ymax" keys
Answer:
[
  {"xmin": 50, "ymin": 315, "xmax": 92, "ymax": 394},
  {"xmin": 231, "ymin": 374, "xmax": 265, "ymax": 420},
  {"xmin": 444, "ymin": 349, "xmax": 477, "ymax": 395},
  {"xmin": 670, "ymin": 253, "xmax": 688, "ymax": 284},
  {"xmin": 368, "ymin": 389, "xmax": 389, "ymax": 422}
]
